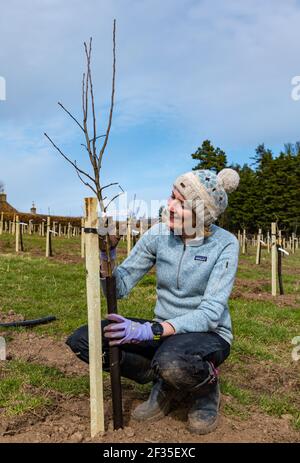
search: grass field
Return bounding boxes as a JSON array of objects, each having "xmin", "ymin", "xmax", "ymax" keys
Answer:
[{"xmin": 0, "ymin": 232, "xmax": 299, "ymax": 440}]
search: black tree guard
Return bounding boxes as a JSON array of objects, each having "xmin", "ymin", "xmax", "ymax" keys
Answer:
[
  {"xmin": 105, "ymin": 275, "xmax": 123, "ymax": 429},
  {"xmin": 277, "ymin": 244, "xmax": 284, "ymax": 295}
]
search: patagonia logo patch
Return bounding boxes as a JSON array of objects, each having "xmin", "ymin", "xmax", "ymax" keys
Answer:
[{"xmin": 194, "ymin": 255, "xmax": 207, "ymax": 261}]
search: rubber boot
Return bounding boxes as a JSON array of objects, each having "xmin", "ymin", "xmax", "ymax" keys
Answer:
[
  {"xmin": 187, "ymin": 380, "xmax": 220, "ymax": 435},
  {"xmin": 131, "ymin": 379, "xmax": 182, "ymax": 422}
]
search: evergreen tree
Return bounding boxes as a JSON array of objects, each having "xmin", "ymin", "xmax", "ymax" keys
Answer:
[
  {"xmin": 190, "ymin": 141, "xmax": 300, "ymax": 234},
  {"xmin": 222, "ymin": 163, "xmax": 259, "ymax": 233},
  {"xmin": 192, "ymin": 140, "xmax": 227, "ymax": 173}
]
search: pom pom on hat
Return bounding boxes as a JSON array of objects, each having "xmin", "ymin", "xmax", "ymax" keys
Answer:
[{"xmin": 217, "ymin": 168, "xmax": 240, "ymax": 193}]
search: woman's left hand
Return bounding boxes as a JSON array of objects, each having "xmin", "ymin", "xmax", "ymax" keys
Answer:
[{"xmin": 104, "ymin": 314, "xmax": 154, "ymax": 346}]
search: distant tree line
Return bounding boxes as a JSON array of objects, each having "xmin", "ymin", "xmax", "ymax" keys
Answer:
[{"xmin": 191, "ymin": 140, "xmax": 300, "ymax": 234}]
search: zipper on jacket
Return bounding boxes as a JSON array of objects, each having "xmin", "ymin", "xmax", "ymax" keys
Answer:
[{"xmin": 177, "ymin": 243, "xmax": 186, "ymax": 289}]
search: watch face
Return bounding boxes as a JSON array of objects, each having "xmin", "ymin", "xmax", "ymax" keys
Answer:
[{"xmin": 152, "ymin": 322, "xmax": 163, "ymax": 336}]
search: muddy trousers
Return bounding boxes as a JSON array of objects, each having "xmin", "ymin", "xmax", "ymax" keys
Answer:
[{"xmin": 66, "ymin": 318, "xmax": 230, "ymax": 392}]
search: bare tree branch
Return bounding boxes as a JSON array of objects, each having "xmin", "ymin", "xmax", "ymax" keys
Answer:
[
  {"xmin": 82, "ymin": 72, "xmax": 86, "ymax": 122},
  {"xmin": 44, "ymin": 133, "xmax": 96, "ymax": 185},
  {"xmin": 85, "ymin": 38, "xmax": 97, "ymax": 164},
  {"xmin": 84, "ymin": 54, "xmax": 89, "ymax": 125},
  {"xmin": 45, "ymin": 21, "xmax": 117, "ymax": 219},
  {"xmin": 90, "ymin": 134, "xmax": 106, "ymax": 143},
  {"xmin": 98, "ymin": 19, "xmax": 116, "ymax": 170},
  {"xmin": 100, "ymin": 182, "xmax": 119, "ymax": 193},
  {"xmin": 82, "ymin": 40, "xmax": 98, "ymax": 178},
  {"xmin": 74, "ymin": 161, "xmax": 98, "ymax": 197},
  {"xmin": 81, "ymin": 135, "xmax": 106, "ymax": 151},
  {"xmin": 57, "ymin": 102, "xmax": 85, "ymax": 132},
  {"xmin": 104, "ymin": 192, "xmax": 124, "ymax": 211}
]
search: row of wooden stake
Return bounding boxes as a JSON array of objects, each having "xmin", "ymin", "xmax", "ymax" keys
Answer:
[
  {"xmin": 0, "ymin": 214, "xmax": 81, "ymax": 238},
  {"xmin": 238, "ymin": 223, "xmax": 299, "ymax": 296},
  {"xmin": 237, "ymin": 228, "xmax": 299, "ymax": 254},
  {"xmin": 2, "ymin": 214, "xmax": 146, "ymax": 259}
]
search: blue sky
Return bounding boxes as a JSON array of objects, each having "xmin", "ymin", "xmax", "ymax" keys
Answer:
[{"xmin": 1, "ymin": 0, "xmax": 300, "ymax": 217}]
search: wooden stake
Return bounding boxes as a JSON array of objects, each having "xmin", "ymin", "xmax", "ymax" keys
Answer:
[
  {"xmin": 12, "ymin": 214, "xmax": 16, "ymax": 235},
  {"xmin": 0, "ymin": 212, "xmax": 3, "ymax": 235},
  {"xmin": 81, "ymin": 218, "xmax": 85, "ymax": 258},
  {"xmin": 271, "ymin": 222, "xmax": 277, "ymax": 296},
  {"xmin": 127, "ymin": 218, "xmax": 131, "ymax": 256},
  {"xmin": 84, "ymin": 197, "xmax": 105, "ymax": 438},
  {"xmin": 242, "ymin": 229, "xmax": 246, "ymax": 254},
  {"xmin": 0, "ymin": 337, "xmax": 6, "ymax": 361},
  {"xmin": 15, "ymin": 215, "xmax": 20, "ymax": 253},
  {"xmin": 256, "ymin": 228, "xmax": 262, "ymax": 264},
  {"xmin": 278, "ymin": 230, "xmax": 284, "ymax": 258},
  {"xmin": 266, "ymin": 231, "xmax": 270, "ymax": 253},
  {"xmin": 292, "ymin": 233, "xmax": 296, "ymax": 254},
  {"xmin": 278, "ymin": 230, "xmax": 282, "ymax": 246},
  {"xmin": 46, "ymin": 216, "xmax": 52, "ymax": 257}
]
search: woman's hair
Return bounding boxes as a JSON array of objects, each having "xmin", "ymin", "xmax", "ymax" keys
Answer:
[
  {"xmin": 204, "ymin": 225, "xmax": 212, "ymax": 238},
  {"xmin": 192, "ymin": 210, "xmax": 212, "ymax": 238}
]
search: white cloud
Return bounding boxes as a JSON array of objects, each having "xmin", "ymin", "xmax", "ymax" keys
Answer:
[{"xmin": 1, "ymin": 0, "xmax": 300, "ymax": 214}]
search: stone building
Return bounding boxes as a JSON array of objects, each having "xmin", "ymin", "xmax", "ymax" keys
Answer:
[{"xmin": 0, "ymin": 192, "xmax": 18, "ymax": 213}]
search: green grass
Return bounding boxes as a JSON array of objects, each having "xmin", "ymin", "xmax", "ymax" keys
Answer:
[
  {"xmin": 221, "ymin": 379, "xmax": 253, "ymax": 405},
  {"xmin": 0, "ymin": 233, "xmax": 82, "ymax": 257},
  {"xmin": 259, "ymin": 395, "xmax": 300, "ymax": 430},
  {"xmin": 0, "ymin": 254, "xmax": 87, "ymax": 336},
  {"xmin": 0, "ymin": 360, "xmax": 89, "ymax": 416},
  {"xmin": 0, "ymin": 233, "xmax": 300, "ymax": 430}
]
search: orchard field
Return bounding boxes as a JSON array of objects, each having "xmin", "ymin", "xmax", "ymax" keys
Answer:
[{"xmin": 0, "ymin": 233, "xmax": 299, "ymax": 443}]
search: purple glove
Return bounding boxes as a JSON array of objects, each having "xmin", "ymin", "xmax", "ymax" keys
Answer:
[{"xmin": 104, "ymin": 313, "xmax": 153, "ymax": 346}]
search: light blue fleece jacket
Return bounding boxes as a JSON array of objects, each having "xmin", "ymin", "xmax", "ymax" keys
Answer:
[{"xmin": 106, "ymin": 222, "xmax": 240, "ymax": 345}]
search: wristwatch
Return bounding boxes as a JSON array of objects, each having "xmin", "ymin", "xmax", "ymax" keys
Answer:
[{"xmin": 151, "ymin": 322, "xmax": 164, "ymax": 341}]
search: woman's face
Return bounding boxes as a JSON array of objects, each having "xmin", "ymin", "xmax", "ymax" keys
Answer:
[{"xmin": 167, "ymin": 187, "xmax": 194, "ymax": 235}]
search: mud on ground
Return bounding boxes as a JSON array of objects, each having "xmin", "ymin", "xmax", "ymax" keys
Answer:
[
  {"xmin": 232, "ymin": 278, "xmax": 300, "ymax": 308},
  {"xmin": 0, "ymin": 330, "xmax": 299, "ymax": 443}
]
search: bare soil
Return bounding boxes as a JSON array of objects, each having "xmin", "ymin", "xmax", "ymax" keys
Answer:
[
  {"xmin": 0, "ymin": 330, "xmax": 299, "ymax": 443},
  {"xmin": 232, "ymin": 278, "xmax": 300, "ymax": 308}
]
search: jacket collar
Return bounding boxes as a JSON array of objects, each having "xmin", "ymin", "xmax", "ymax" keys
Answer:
[
  {"xmin": 171, "ymin": 224, "xmax": 215, "ymax": 247},
  {"xmin": 184, "ymin": 235, "xmax": 205, "ymax": 247}
]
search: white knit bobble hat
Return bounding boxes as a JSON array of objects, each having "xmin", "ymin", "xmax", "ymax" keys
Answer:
[{"xmin": 173, "ymin": 168, "xmax": 240, "ymax": 225}]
